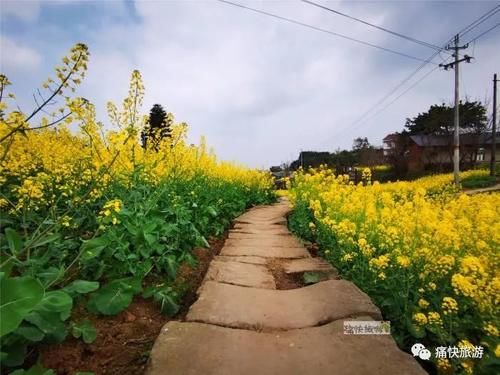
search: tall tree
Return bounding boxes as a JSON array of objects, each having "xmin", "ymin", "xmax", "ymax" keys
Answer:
[
  {"xmin": 141, "ymin": 104, "xmax": 172, "ymax": 150},
  {"xmin": 352, "ymin": 137, "xmax": 371, "ymax": 151},
  {"xmin": 404, "ymin": 101, "xmax": 487, "ymax": 135}
]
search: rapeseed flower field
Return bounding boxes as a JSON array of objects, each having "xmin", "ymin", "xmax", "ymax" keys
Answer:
[
  {"xmin": 0, "ymin": 44, "xmax": 274, "ymax": 370},
  {"xmin": 288, "ymin": 166, "xmax": 499, "ymax": 374}
]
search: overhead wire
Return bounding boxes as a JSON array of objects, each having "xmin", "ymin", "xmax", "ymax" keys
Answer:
[
  {"xmin": 216, "ymin": 0, "xmax": 437, "ymax": 64},
  {"xmin": 300, "ymin": 0, "xmax": 447, "ymax": 52},
  {"xmin": 464, "ymin": 22, "xmax": 500, "ymax": 44},
  {"xmin": 333, "ymin": 4, "xmax": 500, "ymax": 134},
  {"xmin": 456, "ymin": 5, "xmax": 500, "ymax": 38}
]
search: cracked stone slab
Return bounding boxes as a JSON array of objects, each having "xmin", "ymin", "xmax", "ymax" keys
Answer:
[
  {"xmin": 147, "ymin": 320, "xmax": 425, "ymax": 375},
  {"xmin": 199, "ymin": 260, "xmax": 275, "ymax": 292},
  {"xmin": 283, "ymin": 258, "xmax": 338, "ymax": 277},
  {"xmin": 229, "ymin": 231, "xmax": 291, "ymax": 237},
  {"xmin": 234, "ymin": 217, "xmax": 288, "ymax": 226},
  {"xmin": 224, "ymin": 237, "xmax": 303, "ymax": 249},
  {"xmin": 231, "ymin": 225, "xmax": 290, "ymax": 234},
  {"xmin": 214, "ymin": 255, "xmax": 269, "ymax": 265},
  {"xmin": 187, "ymin": 280, "xmax": 381, "ymax": 330},
  {"xmin": 228, "ymin": 232, "xmax": 293, "ymax": 239},
  {"xmin": 220, "ymin": 245, "xmax": 310, "ymax": 259}
]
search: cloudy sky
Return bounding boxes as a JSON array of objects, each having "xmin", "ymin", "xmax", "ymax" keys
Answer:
[{"xmin": 1, "ymin": 0, "xmax": 499, "ymax": 168}]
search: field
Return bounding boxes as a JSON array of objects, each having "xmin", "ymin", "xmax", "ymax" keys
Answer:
[
  {"xmin": 0, "ymin": 45, "xmax": 274, "ymax": 373},
  {"xmin": 288, "ymin": 167, "xmax": 499, "ymax": 374}
]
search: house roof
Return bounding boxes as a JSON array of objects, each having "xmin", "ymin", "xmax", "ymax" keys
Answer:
[
  {"xmin": 410, "ymin": 133, "xmax": 500, "ymax": 147},
  {"xmin": 382, "ymin": 133, "xmax": 399, "ymax": 142}
]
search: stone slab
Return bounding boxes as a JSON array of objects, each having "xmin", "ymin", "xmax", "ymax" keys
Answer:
[
  {"xmin": 220, "ymin": 245, "xmax": 310, "ymax": 259},
  {"xmin": 214, "ymin": 255, "xmax": 269, "ymax": 265},
  {"xmin": 283, "ymin": 258, "xmax": 337, "ymax": 276},
  {"xmin": 232, "ymin": 225, "xmax": 290, "ymax": 234},
  {"xmin": 228, "ymin": 232, "xmax": 293, "ymax": 239},
  {"xmin": 224, "ymin": 237, "xmax": 303, "ymax": 249},
  {"xmin": 187, "ymin": 280, "xmax": 381, "ymax": 330},
  {"xmin": 229, "ymin": 226, "xmax": 291, "ymax": 238},
  {"xmin": 199, "ymin": 260, "xmax": 275, "ymax": 291},
  {"xmin": 147, "ymin": 320, "xmax": 426, "ymax": 375},
  {"xmin": 234, "ymin": 217, "xmax": 288, "ymax": 225}
]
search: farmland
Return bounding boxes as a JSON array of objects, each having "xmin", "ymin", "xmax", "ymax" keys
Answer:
[
  {"xmin": 288, "ymin": 167, "xmax": 499, "ymax": 374},
  {"xmin": 0, "ymin": 44, "xmax": 274, "ymax": 372}
]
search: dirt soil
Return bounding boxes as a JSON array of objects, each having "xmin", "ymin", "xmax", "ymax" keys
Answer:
[
  {"xmin": 39, "ymin": 233, "xmax": 227, "ymax": 375},
  {"xmin": 266, "ymin": 259, "xmax": 304, "ymax": 290}
]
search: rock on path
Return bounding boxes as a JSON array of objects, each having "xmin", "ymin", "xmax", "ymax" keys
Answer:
[{"xmin": 147, "ymin": 199, "xmax": 425, "ymax": 375}]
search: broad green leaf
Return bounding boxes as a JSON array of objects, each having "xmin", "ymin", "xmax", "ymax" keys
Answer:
[
  {"xmin": 80, "ymin": 236, "xmax": 109, "ymax": 261},
  {"xmin": 4, "ymin": 228, "xmax": 23, "ymax": 254},
  {"xmin": 88, "ymin": 277, "xmax": 142, "ymax": 315},
  {"xmin": 0, "ymin": 276, "xmax": 44, "ymax": 337},
  {"xmin": 2, "ymin": 340, "xmax": 27, "ymax": 366},
  {"xmin": 64, "ymin": 280, "xmax": 99, "ymax": 295},
  {"xmin": 25, "ymin": 310, "xmax": 67, "ymax": 342},
  {"xmin": 15, "ymin": 325, "xmax": 45, "ymax": 342},
  {"xmin": 72, "ymin": 319, "xmax": 97, "ymax": 344},
  {"xmin": 37, "ymin": 291, "xmax": 73, "ymax": 319}
]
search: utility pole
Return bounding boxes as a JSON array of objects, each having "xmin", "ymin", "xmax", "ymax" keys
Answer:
[
  {"xmin": 439, "ymin": 34, "xmax": 472, "ymax": 186},
  {"xmin": 491, "ymin": 73, "xmax": 498, "ymax": 177}
]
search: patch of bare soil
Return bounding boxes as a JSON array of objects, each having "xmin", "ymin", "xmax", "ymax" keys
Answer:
[
  {"xmin": 39, "ymin": 233, "xmax": 227, "ymax": 375},
  {"xmin": 266, "ymin": 259, "xmax": 304, "ymax": 290}
]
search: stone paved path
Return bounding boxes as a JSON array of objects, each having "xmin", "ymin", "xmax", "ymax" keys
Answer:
[{"xmin": 147, "ymin": 199, "xmax": 425, "ymax": 375}]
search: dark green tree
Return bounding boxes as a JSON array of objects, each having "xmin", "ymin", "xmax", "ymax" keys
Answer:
[
  {"xmin": 352, "ymin": 137, "xmax": 371, "ymax": 151},
  {"xmin": 141, "ymin": 104, "xmax": 172, "ymax": 150},
  {"xmin": 404, "ymin": 101, "xmax": 487, "ymax": 135}
]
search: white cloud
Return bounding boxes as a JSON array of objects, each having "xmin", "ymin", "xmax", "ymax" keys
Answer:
[
  {"xmin": 2, "ymin": 0, "xmax": 499, "ymax": 167},
  {"xmin": 0, "ymin": 36, "xmax": 41, "ymax": 71},
  {"xmin": 1, "ymin": 0, "xmax": 41, "ymax": 22}
]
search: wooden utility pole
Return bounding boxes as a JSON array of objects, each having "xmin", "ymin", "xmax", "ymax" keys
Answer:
[
  {"xmin": 439, "ymin": 34, "xmax": 471, "ymax": 186},
  {"xmin": 491, "ymin": 73, "xmax": 498, "ymax": 177}
]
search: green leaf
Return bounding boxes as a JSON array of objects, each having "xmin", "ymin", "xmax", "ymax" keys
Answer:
[
  {"xmin": 2, "ymin": 340, "xmax": 27, "ymax": 366},
  {"xmin": 63, "ymin": 280, "xmax": 99, "ymax": 295},
  {"xmin": 158, "ymin": 292, "xmax": 179, "ymax": 316},
  {"xmin": 11, "ymin": 364, "xmax": 56, "ymax": 375},
  {"xmin": 29, "ymin": 233, "xmax": 61, "ymax": 248},
  {"xmin": 37, "ymin": 266, "xmax": 65, "ymax": 288},
  {"xmin": 303, "ymin": 272, "xmax": 322, "ymax": 285},
  {"xmin": 5, "ymin": 228, "xmax": 23, "ymax": 254},
  {"xmin": 407, "ymin": 322, "xmax": 426, "ymax": 339},
  {"xmin": 80, "ymin": 236, "xmax": 109, "ymax": 261},
  {"xmin": 207, "ymin": 206, "xmax": 217, "ymax": 217},
  {"xmin": 15, "ymin": 325, "xmax": 45, "ymax": 342},
  {"xmin": 0, "ymin": 275, "xmax": 44, "ymax": 337},
  {"xmin": 25, "ymin": 310, "xmax": 67, "ymax": 342},
  {"xmin": 37, "ymin": 291, "xmax": 73, "ymax": 319},
  {"xmin": 164, "ymin": 255, "xmax": 178, "ymax": 279},
  {"xmin": 72, "ymin": 319, "xmax": 97, "ymax": 344},
  {"xmin": 88, "ymin": 277, "xmax": 142, "ymax": 315}
]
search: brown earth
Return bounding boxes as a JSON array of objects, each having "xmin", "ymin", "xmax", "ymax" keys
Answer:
[{"xmin": 39, "ymin": 233, "xmax": 227, "ymax": 375}]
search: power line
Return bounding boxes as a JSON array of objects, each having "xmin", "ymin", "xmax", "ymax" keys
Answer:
[
  {"xmin": 336, "ymin": 4, "xmax": 500, "ymax": 133},
  {"xmin": 457, "ymin": 5, "xmax": 500, "ymax": 37},
  {"xmin": 465, "ymin": 22, "xmax": 500, "ymax": 44},
  {"xmin": 216, "ymin": 0, "xmax": 436, "ymax": 64},
  {"xmin": 300, "ymin": 0, "xmax": 446, "ymax": 52}
]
